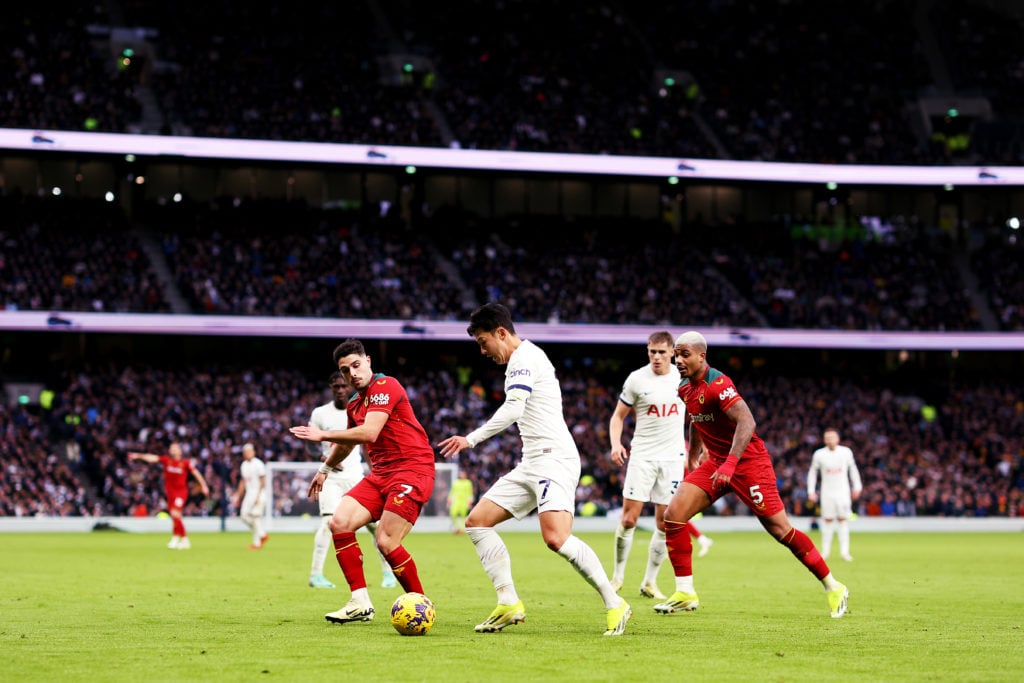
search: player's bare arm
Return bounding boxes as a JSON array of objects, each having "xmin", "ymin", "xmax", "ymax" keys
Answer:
[
  {"xmin": 686, "ymin": 426, "xmax": 705, "ymax": 472},
  {"xmin": 290, "ymin": 411, "xmax": 387, "ymax": 448},
  {"xmin": 127, "ymin": 452, "xmax": 160, "ymax": 464},
  {"xmin": 609, "ymin": 401, "xmax": 634, "ymax": 467},
  {"xmin": 710, "ymin": 399, "xmax": 756, "ymax": 489},
  {"xmin": 438, "ymin": 435, "xmax": 470, "ymax": 458},
  {"xmin": 191, "ymin": 468, "xmax": 210, "ymax": 497}
]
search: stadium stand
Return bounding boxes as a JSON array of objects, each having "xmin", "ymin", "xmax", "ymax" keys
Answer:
[
  {"xmin": 3, "ymin": 348, "xmax": 1021, "ymax": 519},
  {"xmin": 3, "ymin": 1, "xmax": 1023, "ymax": 164}
]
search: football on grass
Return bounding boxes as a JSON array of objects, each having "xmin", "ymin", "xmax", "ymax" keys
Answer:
[{"xmin": 390, "ymin": 592, "xmax": 436, "ymax": 636}]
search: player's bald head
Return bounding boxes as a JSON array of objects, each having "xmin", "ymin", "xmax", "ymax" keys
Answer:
[{"xmin": 675, "ymin": 330, "xmax": 708, "ymax": 352}]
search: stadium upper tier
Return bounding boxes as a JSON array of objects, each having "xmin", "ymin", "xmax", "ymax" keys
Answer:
[{"xmin": 4, "ymin": 0, "xmax": 1024, "ymax": 165}]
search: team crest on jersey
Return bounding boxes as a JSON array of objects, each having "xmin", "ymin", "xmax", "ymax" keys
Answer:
[{"xmin": 698, "ymin": 392, "xmax": 705, "ymax": 404}]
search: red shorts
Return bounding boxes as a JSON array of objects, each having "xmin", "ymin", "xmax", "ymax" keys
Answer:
[
  {"xmin": 685, "ymin": 455, "xmax": 785, "ymax": 517},
  {"xmin": 166, "ymin": 490, "xmax": 187, "ymax": 513},
  {"xmin": 346, "ymin": 468, "xmax": 435, "ymax": 525}
]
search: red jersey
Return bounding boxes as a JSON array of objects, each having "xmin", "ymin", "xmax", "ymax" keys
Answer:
[
  {"xmin": 678, "ymin": 366, "xmax": 771, "ymax": 464},
  {"xmin": 159, "ymin": 455, "xmax": 195, "ymax": 495},
  {"xmin": 347, "ymin": 374, "xmax": 435, "ymax": 476}
]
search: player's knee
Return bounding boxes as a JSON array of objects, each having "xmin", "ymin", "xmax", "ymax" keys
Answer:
[{"xmin": 541, "ymin": 530, "xmax": 568, "ymax": 552}]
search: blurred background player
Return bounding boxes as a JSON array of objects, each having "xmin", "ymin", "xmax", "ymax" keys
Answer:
[
  {"xmin": 304, "ymin": 371, "xmax": 397, "ymax": 589},
  {"xmin": 608, "ymin": 330, "xmax": 713, "ymax": 600},
  {"xmin": 232, "ymin": 442, "xmax": 268, "ymax": 550},
  {"xmin": 447, "ymin": 468, "xmax": 475, "ymax": 534},
  {"xmin": 439, "ymin": 303, "xmax": 632, "ymax": 637},
  {"xmin": 808, "ymin": 427, "xmax": 863, "ymax": 561},
  {"xmin": 128, "ymin": 442, "xmax": 209, "ymax": 549},
  {"xmin": 290, "ymin": 339, "xmax": 436, "ymax": 626},
  {"xmin": 656, "ymin": 331, "xmax": 849, "ymax": 619}
]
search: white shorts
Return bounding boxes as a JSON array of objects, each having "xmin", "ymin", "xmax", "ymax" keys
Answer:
[
  {"xmin": 820, "ymin": 494, "xmax": 853, "ymax": 519},
  {"xmin": 319, "ymin": 469, "xmax": 364, "ymax": 516},
  {"xmin": 483, "ymin": 452, "xmax": 580, "ymax": 521},
  {"xmin": 623, "ymin": 458, "xmax": 685, "ymax": 506},
  {"xmin": 242, "ymin": 495, "xmax": 265, "ymax": 518}
]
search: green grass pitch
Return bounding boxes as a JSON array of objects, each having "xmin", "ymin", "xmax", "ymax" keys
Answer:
[{"xmin": 3, "ymin": 529, "xmax": 1022, "ymax": 682}]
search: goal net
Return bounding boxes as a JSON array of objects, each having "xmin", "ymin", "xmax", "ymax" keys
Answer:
[{"xmin": 265, "ymin": 461, "xmax": 457, "ymax": 526}]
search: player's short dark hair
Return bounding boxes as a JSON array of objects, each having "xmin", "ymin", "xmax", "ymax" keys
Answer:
[
  {"xmin": 648, "ymin": 330, "xmax": 674, "ymax": 347},
  {"xmin": 467, "ymin": 303, "xmax": 516, "ymax": 336},
  {"xmin": 332, "ymin": 338, "xmax": 366, "ymax": 363},
  {"xmin": 328, "ymin": 370, "xmax": 344, "ymax": 384}
]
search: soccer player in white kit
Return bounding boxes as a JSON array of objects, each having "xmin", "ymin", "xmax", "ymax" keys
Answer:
[
  {"xmin": 609, "ymin": 331, "xmax": 713, "ymax": 600},
  {"xmin": 234, "ymin": 443, "xmax": 269, "ymax": 549},
  {"xmin": 807, "ymin": 427, "xmax": 863, "ymax": 561},
  {"xmin": 439, "ymin": 303, "xmax": 632, "ymax": 637},
  {"xmin": 304, "ymin": 371, "xmax": 397, "ymax": 589}
]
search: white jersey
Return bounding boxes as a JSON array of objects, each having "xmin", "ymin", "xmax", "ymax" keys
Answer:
[
  {"xmin": 467, "ymin": 339, "xmax": 577, "ymax": 460},
  {"xmin": 309, "ymin": 400, "xmax": 364, "ymax": 472},
  {"xmin": 618, "ymin": 364, "xmax": 687, "ymax": 461},
  {"xmin": 807, "ymin": 445, "xmax": 862, "ymax": 500},
  {"xmin": 240, "ymin": 457, "xmax": 267, "ymax": 500}
]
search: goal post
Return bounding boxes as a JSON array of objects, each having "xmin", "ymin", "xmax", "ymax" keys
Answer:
[{"xmin": 265, "ymin": 461, "xmax": 457, "ymax": 531}]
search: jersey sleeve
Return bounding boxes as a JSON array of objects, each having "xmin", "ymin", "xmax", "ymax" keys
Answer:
[
  {"xmin": 364, "ymin": 376, "xmax": 404, "ymax": 415},
  {"xmin": 709, "ymin": 374, "xmax": 743, "ymax": 412},
  {"xmin": 618, "ymin": 372, "xmax": 638, "ymax": 407}
]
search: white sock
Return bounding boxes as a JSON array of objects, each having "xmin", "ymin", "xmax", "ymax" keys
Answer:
[
  {"xmin": 821, "ymin": 573, "xmax": 841, "ymax": 591},
  {"xmin": 674, "ymin": 575, "xmax": 695, "ymax": 594},
  {"xmin": 311, "ymin": 516, "xmax": 331, "ymax": 575},
  {"xmin": 467, "ymin": 527, "xmax": 519, "ymax": 604},
  {"xmin": 820, "ymin": 520, "xmax": 835, "ymax": 557},
  {"xmin": 252, "ymin": 518, "xmax": 264, "ymax": 545},
  {"xmin": 837, "ymin": 520, "xmax": 851, "ymax": 556},
  {"xmin": 558, "ymin": 535, "xmax": 622, "ymax": 609},
  {"xmin": 366, "ymin": 522, "xmax": 393, "ymax": 574},
  {"xmin": 643, "ymin": 529, "xmax": 667, "ymax": 585},
  {"xmin": 613, "ymin": 524, "xmax": 635, "ymax": 582},
  {"xmin": 350, "ymin": 587, "xmax": 371, "ymax": 607}
]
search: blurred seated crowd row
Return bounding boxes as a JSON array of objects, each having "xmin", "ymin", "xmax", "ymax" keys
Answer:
[
  {"xmin": 5, "ymin": 1, "xmax": 1024, "ymax": 164},
  {"xmin": 3, "ymin": 195, "xmax": 1021, "ymax": 331},
  {"xmin": 1, "ymin": 353, "xmax": 1021, "ymax": 520}
]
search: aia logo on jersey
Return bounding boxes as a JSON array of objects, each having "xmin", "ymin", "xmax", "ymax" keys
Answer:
[
  {"xmin": 719, "ymin": 387, "xmax": 737, "ymax": 401},
  {"xmin": 368, "ymin": 393, "xmax": 390, "ymax": 406},
  {"xmin": 646, "ymin": 403, "xmax": 680, "ymax": 417}
]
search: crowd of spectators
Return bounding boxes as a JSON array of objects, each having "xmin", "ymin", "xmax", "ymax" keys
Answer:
[
  {"xmin": 152, "ymin": 198, "xmax": 465, "ymax": 319},
  {"xmin": 4, "ymin": 2, "xmax": 1024, "ymax": 165},
  {"xmin": 970, "ymin": 223, "xmax": 1024, "ymax": 331},
  {"xmin": 2, "ymin": 346, "xmax": 1022, "ymax": 521},
  {"xmin": 0, "ymin": 6, "xmax": 143, "ymax": 135},
  {"xmin": 5, "ymin": 193, "xmax": 1018, "ymax": 332},
  {"xmin": 0, "ymin": 194, "xmax": 170, "ymax": 313},
  {"xmin": 705, "ymin": 216, "xmax": 982, "ymax": 330}
]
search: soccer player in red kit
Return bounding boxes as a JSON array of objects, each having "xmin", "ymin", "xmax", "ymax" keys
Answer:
[
  {"xmin": 653, "ymin": 331, "xmax": 849, "ymax": 618},
  {"xmin": 128, "ymin": 442, "xmax": 210, "ymax": 549},
  {"xmin": 290, "ymin": 338, "xmax": 436, "ymax": 625}
]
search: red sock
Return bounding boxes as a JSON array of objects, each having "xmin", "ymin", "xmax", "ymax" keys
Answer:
[
  {"xmin": 172, "ymin": 517, "xmax": 185, "ymax": 536},
  {"xmin": 384, "ymin": 546, "xmax": 423, "ymax": 594},
  {"xmin": 665, "ymin": 520, "xmax": 693, "ymax": 578},
  {"xmin": 332, "ymin": 533, "xmax": 367, "ymax": 590},
  {"xmin": 780, "ymin": 527, "xmax": 830, "ymax": 580},
  {"xmin": 685, "ymin": 521, "xmax": 702, "ymax": 539}
]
